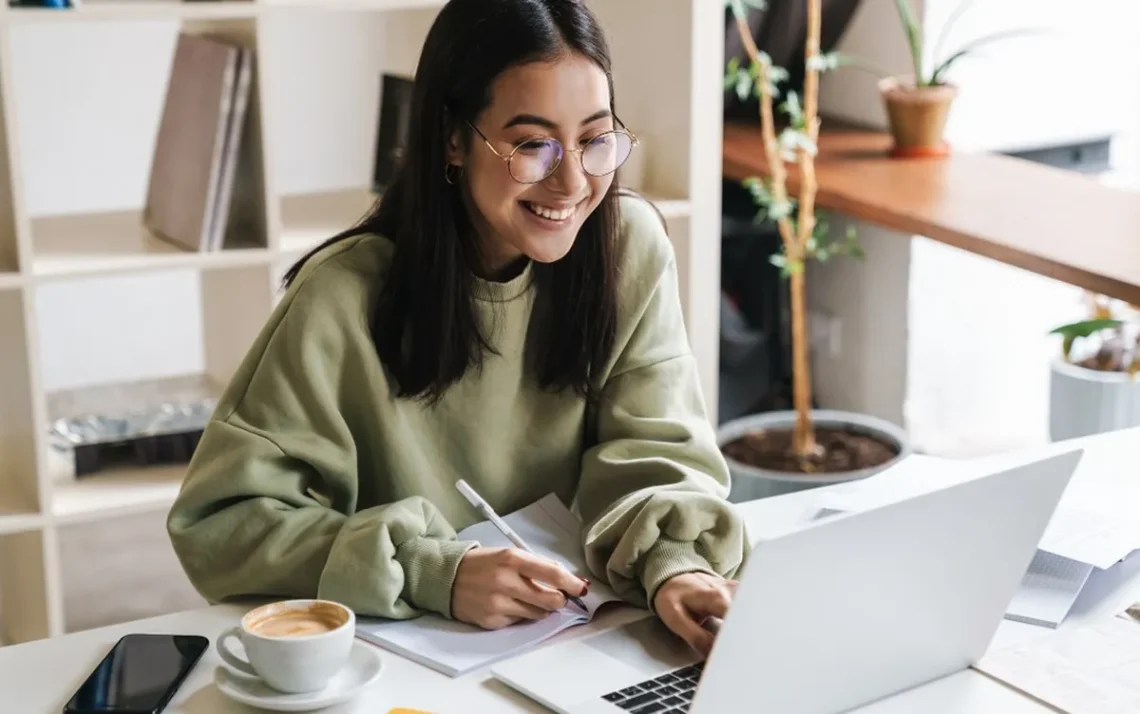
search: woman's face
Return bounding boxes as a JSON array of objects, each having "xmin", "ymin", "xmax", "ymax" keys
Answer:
[{"xmin": 451, "ymin": 52, "xmax": 616, "ymax": 275}]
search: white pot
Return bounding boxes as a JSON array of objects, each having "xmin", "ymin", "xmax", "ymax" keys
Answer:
[
  {"xmin": 1049, "ymin": 359, "xmax": 1140, "ymax": 441},
  {"xmin": 716, "ymin": 409, "xmax": 912, "ymax": 503}
]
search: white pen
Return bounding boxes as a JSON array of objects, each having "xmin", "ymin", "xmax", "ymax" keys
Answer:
[{"xmin": 455, "ymin": 479, "xmax": 589, "ymax": 614}]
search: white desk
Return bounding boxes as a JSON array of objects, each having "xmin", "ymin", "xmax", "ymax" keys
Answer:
[{"xmin": 5, "ymin": 427, "xmax": 1139, "ymax": 714}]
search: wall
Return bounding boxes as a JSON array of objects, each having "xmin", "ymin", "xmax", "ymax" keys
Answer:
[
  {"xmin": 13, "ymin": 12, "xmax": 390, "ymax": 393},
  {"xmin": 808, "ymin": 0, "xmax": 1140, "ymax": 454},
  {"xmin": 904, "ymin": 0, "xmax": 1140, "ymax": 456},
  {"xmin": 805, "ymin": 0, "xmax": 924, "ymax": 428}
]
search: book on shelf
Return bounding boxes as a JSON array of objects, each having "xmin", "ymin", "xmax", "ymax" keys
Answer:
[
  {"xmin": 371, "ymin": 72, "xmax": 415, "ymax": 195},
  {"xmin": 144, "ymin": 32, "xmax": 256, "ymax": 253}
]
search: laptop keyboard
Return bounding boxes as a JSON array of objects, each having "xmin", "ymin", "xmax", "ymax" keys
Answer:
[{"xmin": 600, "ymin": 662, "xmax": 704, "ymax": 713}]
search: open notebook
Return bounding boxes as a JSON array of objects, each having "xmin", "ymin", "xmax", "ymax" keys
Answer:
[{"xmin": 354, "ymin": 493, "xmax": 623, "ymax": 677}]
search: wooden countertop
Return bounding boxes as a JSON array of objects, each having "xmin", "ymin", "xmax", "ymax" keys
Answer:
[{"xmin": 723, "ymin": 121, "xmax": 1140, "ymax": 304}]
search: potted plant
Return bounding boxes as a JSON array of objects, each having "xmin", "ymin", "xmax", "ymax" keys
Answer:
[
  {"xmin": 722, "ymin": 0, "xmax": 911, "ymax": 502},
  {"xmin": 882, "ymin": 0, "xmax": 1036, "ymax": 157},
  {"xmin": 1048, "ymin": 292, "xmax": 1140, "ymax": 441}
]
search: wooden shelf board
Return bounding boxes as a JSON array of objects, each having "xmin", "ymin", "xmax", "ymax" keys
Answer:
[
  {"xmin": 7, "ymin": 1, "xmax": 259, "ymax": 22},
  {"xmin": 260, "ymin": 0, "xmax": 445, "ymax": 10},
  {"xmin": 50, "ymin": 463, "xmax": 186, "ymax": 524},
  {"xmin": 723, "ymin": 120, "xmax": 1140, "ymax": 305},
  {"xmin": 0, "ymin": 511, "xmax": 44, "ymax": 536},
  {"xmin": 0, "ymin": 272, "xmax": 22, "ymax": 290},
  {"xmin": 30, "ymin": 208, "xmax": 271, "ymax": 280},
  {"xmin": 279, "ymin": 187, "xmax": 378, "ymax": 258}
]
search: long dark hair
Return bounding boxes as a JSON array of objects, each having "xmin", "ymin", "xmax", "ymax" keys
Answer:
[{"xmin": 283, "ymin": 0, "xmax": 622, "ymax": 404}]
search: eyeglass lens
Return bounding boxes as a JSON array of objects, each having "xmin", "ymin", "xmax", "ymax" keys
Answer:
[{"xmin": 510, "ymin": 131, "xmax": 633, "ymax": 183}]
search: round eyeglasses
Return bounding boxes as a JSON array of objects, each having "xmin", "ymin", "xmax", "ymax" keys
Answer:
[{"xmin": 467, "ymin": 120, "xmax": 638, "ymax": 185}]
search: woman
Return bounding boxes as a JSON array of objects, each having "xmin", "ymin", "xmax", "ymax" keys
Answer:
[{"xmin": 167, "ymin": 0, "xmax": 747, "ymax": 657}]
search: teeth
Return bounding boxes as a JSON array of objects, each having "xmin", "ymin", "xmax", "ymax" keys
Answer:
[{"xmin": 525, "ymin": 202, "xmax": 574, "ymax": 221}]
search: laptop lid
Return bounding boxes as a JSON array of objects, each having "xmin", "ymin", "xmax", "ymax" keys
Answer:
[{"xmin": 692, "ymin": 449, "xmax": 1083, "ymax": 714}]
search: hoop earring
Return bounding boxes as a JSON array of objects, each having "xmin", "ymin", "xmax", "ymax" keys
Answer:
[{"xmin": 444, "ymin": 164, "xmax": 463, "ymax": 185}]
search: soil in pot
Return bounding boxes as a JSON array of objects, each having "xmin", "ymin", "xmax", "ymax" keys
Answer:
[{"xmin": 721, "ymin": 426, "xmax": 898, "ymax": 474}]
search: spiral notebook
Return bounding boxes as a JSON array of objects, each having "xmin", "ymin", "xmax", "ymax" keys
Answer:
[{"xmin": 354, "ymin": 494, "xmax": 622, "ymax": 677}]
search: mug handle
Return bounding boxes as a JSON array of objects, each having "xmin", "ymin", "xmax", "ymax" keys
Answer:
[{"xmin": 216, "ymin": 626, "xmax": 258, "ymax": 677}]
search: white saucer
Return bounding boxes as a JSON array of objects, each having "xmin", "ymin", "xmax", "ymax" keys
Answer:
[{"xmin": 214, "ymin": 640, "xmax": 383, "ymax": 712}]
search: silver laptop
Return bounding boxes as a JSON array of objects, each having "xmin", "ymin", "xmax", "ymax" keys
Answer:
[{"xmin": 492, "ymin": 448, "xmax": 1083, "ymax": 714}]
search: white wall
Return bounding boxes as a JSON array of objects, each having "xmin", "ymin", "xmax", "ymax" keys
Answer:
[
  {"xmin": 12, "ymin": 13, "xmax": 395, "ymax": 393},
  {"xmin": 806, "ymin": 0, "xmax": 1140, "ymax": 454},
  {"xmin": 904, "ymin": 0, "xmax": 1140, "ymax": 456}
]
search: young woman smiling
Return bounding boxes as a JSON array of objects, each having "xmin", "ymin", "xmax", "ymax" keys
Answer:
[{"xmin": 167, "ymin": 0, "xmax": 748, "ymax": 657}]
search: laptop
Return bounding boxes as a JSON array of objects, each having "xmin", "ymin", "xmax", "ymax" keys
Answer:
[{"xmin": 492, "ymin": 448, "xmax": 1083, "ymax": 714}]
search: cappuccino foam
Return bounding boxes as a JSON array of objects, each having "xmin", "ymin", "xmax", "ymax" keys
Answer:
[{"xmin": 247, "ymin": 603, "xmax": 346, "ymax": 638}]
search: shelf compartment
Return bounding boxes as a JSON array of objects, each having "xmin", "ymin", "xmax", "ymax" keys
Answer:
[
  {"xmin": 49, "ymin": 461, "xmax": 188, "ymax": 524},
  {"xmin": 29, "ymin": 208, "xmax": 273, "ymax": 280},
  {"xmin": 7, "ymin": 1, "xmax": 260, "ymax": 23},
  {"xmin": 279, "ymin": 187, "xmax": 377, "ymax": 258}
]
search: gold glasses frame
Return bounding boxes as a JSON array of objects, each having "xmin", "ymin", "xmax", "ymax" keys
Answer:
[{"xmin": 464, "ymin": 116, "xmax": 639, "ymax": 185}]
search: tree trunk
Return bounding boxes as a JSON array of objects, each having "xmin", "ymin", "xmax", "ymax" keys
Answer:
[{"xmin": 789, "ymin": 265, "xmax": 816, "ymax": 457}]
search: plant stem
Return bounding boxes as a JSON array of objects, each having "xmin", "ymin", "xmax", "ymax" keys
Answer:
[
  {"xmin": 791, "ymin": 0, "xmax": 823, "ymax": 458},
  {"xmin": 731, "ymin": 5, "xmax": 796, "ymax": 252}
]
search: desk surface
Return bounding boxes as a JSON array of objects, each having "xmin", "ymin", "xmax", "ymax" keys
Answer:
[
  {"xmin": 723, "ymin": 121, "xmax": 1140, "ymax": 305},
  {"xmin": 6, "ymin": 428, "xmax": 1139, "ymax": 713}
]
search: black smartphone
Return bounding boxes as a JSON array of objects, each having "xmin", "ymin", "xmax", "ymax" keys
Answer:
[{"xmin": 62, "ymin": 634, "xmax": 210, "ymax": 714}]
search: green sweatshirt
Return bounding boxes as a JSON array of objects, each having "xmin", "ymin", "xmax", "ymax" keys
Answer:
[{"xmin": 167, "ymin": 194, "xmax": 748, "ymax": 621}]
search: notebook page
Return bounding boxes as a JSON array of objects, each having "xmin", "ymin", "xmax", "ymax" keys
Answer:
[
  {"xmin": 355, "ymin": 493, "xmax": 621, "ymax": 676},
  {"xmin": 1004, "ymin": 550, "xmax": 1094, "ymax": 628},
  {"xmin": 357, "ymin": 606, "xmax": 589, "ymax": 677}
]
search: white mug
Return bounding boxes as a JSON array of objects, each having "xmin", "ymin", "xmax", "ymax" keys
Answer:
[{"xmin": 216, "ymin": 599, "xmax": 355, "ymax": 694}]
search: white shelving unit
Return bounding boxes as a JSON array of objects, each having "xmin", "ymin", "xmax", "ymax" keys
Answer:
[{"xmin": 0, "ymin": 0, "xmax": 723, "ymax": 645}]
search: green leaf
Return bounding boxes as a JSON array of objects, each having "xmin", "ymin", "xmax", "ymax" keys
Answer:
[
  {"xmin": 768, "ymin": 198, "xmax": 794, "ymax": 221},
  {"xmin": 931, "ymin": 0, "xmax": 976, "ymax": 68},
  {"xmin": 1049, "ymin": 318, "xmax": 1123, "ymax": 339},
  {"xmin": 930, "ymin": 29, "xmax": 1043, "ymax": 85},
  {"xmin": 805, "ymin": 52, "xmax": 841, "ymax": 72},
  {"xmin": 735, "ymin": 72, "xmax": 754, "ymax": 101},
  {"xmin": 891, "ymin": 0, "xmax": 924, "ymax": 84},
  {"xmin": 778, "ymin": 127, "xmax": 817, "ymax": 162},
  {"xmin": 780, "ymin": 91, "xmax": 804, "ymax": 127}
]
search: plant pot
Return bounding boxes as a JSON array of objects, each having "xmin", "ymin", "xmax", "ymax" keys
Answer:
[
  {"xmin": 1049, "ymin": 359, "xmax": 1140, "ymax": 441},
  {"xmin": 717, "ymin": 409, "xmax": 912, "ymax": 503},
  {"xmin": 879, "ymin": 77, "xmax": 957, "ymax": 158}
]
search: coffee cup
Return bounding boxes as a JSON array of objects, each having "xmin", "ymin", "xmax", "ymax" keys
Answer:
[{"xmin": 216, "ymin": 599, "xmax": 355, "ymax": 694}]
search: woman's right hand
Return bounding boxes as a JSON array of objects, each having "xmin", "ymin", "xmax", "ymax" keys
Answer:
[{"xmin": 451, "ymin": 547, "xmax": 589, "ymax": 630}]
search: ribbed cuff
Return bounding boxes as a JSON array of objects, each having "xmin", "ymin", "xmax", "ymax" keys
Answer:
[
  {"xmin": 395, "ymin": 537, "xmax": 478, "ymax": 618},
  {"xmin": 641, "ymin": 537, "xmax": 717, "ymax": 613}
]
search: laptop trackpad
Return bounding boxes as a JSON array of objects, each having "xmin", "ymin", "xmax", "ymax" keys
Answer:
[{"xmin": 582, "ymin": 617, "xmax": 698, "ymax": 676}]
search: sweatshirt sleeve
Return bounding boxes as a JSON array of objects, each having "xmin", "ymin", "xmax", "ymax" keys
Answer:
[
  {"xmin": 166, "ymin": 248, "xmax": 476, "ymax": 621},
  {"xmin": 577, "ymin": 202, "xmax": 750, "ymax": 611}
]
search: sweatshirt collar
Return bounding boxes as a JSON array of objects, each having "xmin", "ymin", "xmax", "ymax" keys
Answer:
[{"xmin": 473, "ymin": 259, "xmax": 534, "ymax": 302}]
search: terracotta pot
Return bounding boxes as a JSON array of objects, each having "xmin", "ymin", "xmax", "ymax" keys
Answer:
[{"xmin": 879, "ymin": 77, "xmax": 958, "ymax": 158}]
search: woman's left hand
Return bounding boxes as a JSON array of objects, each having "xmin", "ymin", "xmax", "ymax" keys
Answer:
[{"xmin": 653, "ymin": 572, "xmax": 737, "ymax": 657}]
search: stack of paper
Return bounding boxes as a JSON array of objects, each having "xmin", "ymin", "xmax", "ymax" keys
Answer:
[
  {"xmin": 809, "ymin": 452, "xmax": 1140, "ymax": 628},
  {"xmin": 975, "ymin": 602, "xmax": 1140, "ymax": 713}
]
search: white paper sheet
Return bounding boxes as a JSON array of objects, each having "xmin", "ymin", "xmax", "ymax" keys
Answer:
[
  {"xmin": 1005, "ymin": 550, "xmax": 1095, "ymax": 628},
  {"xmin": 976, "ymin": 604, "xmax": 1140, "ymax": 714},
  {"xmin": 354, "ymin": 494, "xmax": 622, "ymax": 677}
]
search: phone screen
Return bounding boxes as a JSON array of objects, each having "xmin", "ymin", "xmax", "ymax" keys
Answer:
[{"xmin": 63, "ymin": 634, "xmax": 209, "ymax": 714}]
